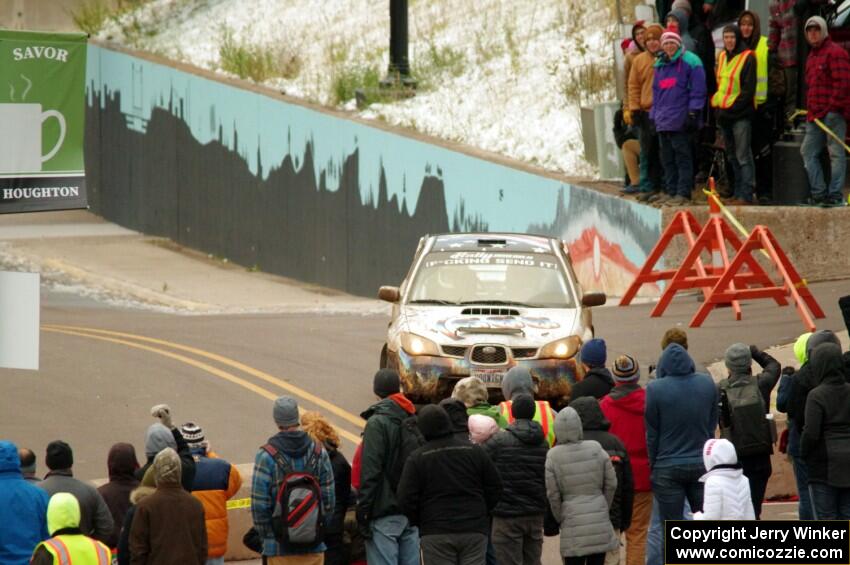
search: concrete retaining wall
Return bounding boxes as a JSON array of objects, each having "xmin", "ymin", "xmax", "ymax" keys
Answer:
[
  {"xmin": 661, "ymin": 205, "xmax": 850, "ymax": 284},
  {"xmin": 84, "ymin": 42, "xmax": 663, "ymax": 300}
]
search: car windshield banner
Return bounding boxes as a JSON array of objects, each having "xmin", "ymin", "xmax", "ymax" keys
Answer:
[{"xmin": 0, "ymin": 29, "xmax": 88, "ymax": 214}]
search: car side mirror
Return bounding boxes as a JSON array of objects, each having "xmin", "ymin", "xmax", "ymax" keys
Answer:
[
  {"xmin": 378, "ymin": 286, "xmax": 401, "ymax": 303},
  {"xmin": 581, "ymin": 292, "xmax": 607, "ymax": 307}
]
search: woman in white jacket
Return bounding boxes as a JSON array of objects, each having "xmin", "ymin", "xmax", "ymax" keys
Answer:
[{"xmin": 692, "ymin": 439, "xmax": 755, "ymax": 520}]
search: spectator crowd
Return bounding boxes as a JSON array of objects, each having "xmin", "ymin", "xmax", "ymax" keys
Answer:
[
  {"xmin": 2, "ymin": 296, "xmax": 850, "ymax": 565},
  {"xmin": 617, "ymin": 0, "xmax": 850, "ymax": 207}
]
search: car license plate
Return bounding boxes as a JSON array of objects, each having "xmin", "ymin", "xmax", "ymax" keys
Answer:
[{"xmin": 471, "ymin": 368, "xmax": 505, "ymax": 385}]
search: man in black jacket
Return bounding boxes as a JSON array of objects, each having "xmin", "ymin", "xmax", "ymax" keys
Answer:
[
  {"xmin": 357, "ymin": 369, "xmax": 420, "ymax": 565},
  {"xmin": 483, "ymin": 393, "xmax": 548, "ymax": 565},
  {"xmin": 398, "ymin": 405, "xmax": 502, "ymax": 565},
  {"xmin": 718, "ymin": 343, "xmax": 781, "ymax": 518},
  {"xmin": 570, "ymin": 396, "xmax": 634, "ymax": 561},
  {"xmin": 571, "ymin": 339, "xmax": 615, "ymax": 402}
]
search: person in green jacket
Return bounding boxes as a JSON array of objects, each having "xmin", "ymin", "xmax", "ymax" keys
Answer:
[{"xmin": 452, "ymin": 376, "xmax": 508, "ymax": 428}]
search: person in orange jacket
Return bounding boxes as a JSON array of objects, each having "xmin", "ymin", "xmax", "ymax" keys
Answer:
[{"xmin": 181, "ymin": 422, "xmax": 243, "ymax": 565}]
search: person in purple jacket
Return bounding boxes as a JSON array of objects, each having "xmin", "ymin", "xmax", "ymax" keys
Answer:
[{"xmin": 649, "ymin": 27, "xmax": 707, "ymax": 206}]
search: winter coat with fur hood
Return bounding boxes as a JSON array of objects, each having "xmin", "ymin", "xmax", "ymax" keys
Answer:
[
  {"xmin": 693, "ymin": 439, "xmax": 755, "ymax": 520},
  {"xmin": 545, "ymin": 407, "xmax": 619, "ymax": 558}
]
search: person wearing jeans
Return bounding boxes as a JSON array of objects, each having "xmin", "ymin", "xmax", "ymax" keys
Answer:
[
  {"xmin": 649, "ymin": 28, "xmax": 707, "ymax": 206},
  {"xmin": 799, "ymin": 16, "xmax": 850, "ymax": 207},
  {"xmin": 712, "ymin": 25, "xmax": 757, "ymax": 204},
  {"xmin": 801, "ymin": 113, "xmax": 847, "ymax": 206},
  {"xmin": 645, "ymin": 344, "xmax": 717, "ymax": 565}
]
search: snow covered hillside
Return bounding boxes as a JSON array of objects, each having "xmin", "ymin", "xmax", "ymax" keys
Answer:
[{"xmin": 97, "ymin": 0, "xmax": 622, "ymax": 177}]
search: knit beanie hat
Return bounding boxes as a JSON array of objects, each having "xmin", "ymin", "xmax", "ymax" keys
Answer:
[
  {"xmin": 512, "ymin": 393, "xmax": 536, "ymax": 420},
  {"xmin": 805, "ymin": 15, "xmax": 828, "ymax": 36},
  {"xmin": 580, "ymin": 338, "xmax": 607, "ymax": 368},
  {"xmin": 373, "ymin": 369, "xmax": 401, "ymax": 398},
  {"xmin": 273, "ymin": 396, "xmax": 300, "ymax": 428},
  {"xmin": 452, "ymin": 376, "xmax": 489, "ymax": 407},
  {"xmin": 612, "ymin": 354, "xmax": 641, "ymax": 383},
  {"xmin": 794, "ymin": 332, "xmax": 813, "ymax": 365},
  {"xmin": 45, "ymin": 440, "xmax": 73, "ymax": 471},
  {"xmin": 468, "ymin": 414, "xmax": 500, "ymax": 444},
  {"xmin": 671, "ymin": 0, "xmax": 692, "ymax": 14},
  {"xmin": 725, "ymin": 343, "xmax": 752, "ymax": 373},
  {"xmin": 661, "ymin": 327, "xmax": 688, "ymax": 350},
  {"xmin": 661, "ymin": 27, "xmax": 682, "ymax": 48},
  {"xmin": 645, "ymin": 23, "xmax": 664, "ymax": 42},
  {"xmin": 180, "ymin": 422, "xmax": 204, "ymax": 445},
  {"xmin": 145, "ymin": 423, "xmax": 177, "ymax": 458}
]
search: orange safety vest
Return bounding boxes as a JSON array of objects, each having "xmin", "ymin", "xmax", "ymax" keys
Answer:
[
  {"xmin": 499, "ymin": 400, "xmax": 556, "ymax": 447},
  {"xmin": 711, "ymin": 49, "xmax": 753, "ymax": 109}
]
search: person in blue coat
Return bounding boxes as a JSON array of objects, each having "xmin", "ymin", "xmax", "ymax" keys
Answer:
[
  {"xmin": 645, "ymin": 344, "xmax": 717, "ymax": 561},
  {"xmin": 0, "ymin": 440, "xmax": 49, "ymax": 564}
]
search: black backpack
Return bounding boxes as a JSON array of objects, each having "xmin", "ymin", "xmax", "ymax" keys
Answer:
[
  {"xmin": 386, "ymin": 415, "xmax": 425, "ymax": 491},
  {"xmin": 262, "ymin": 442, "xmax": 325, "ymax": 549},
  {"xmin": 719, "ymin": 378, "xmax": 773, "ymax": 457}
]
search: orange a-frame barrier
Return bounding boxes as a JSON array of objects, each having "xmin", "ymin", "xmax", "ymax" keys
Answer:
[
  {"xmin": 691, "ymin": 225, "xmax": 826, "ymax": 331},
  {"xmin": 619, "ymin": 210, "xmax": 707, "ymax": 306}
]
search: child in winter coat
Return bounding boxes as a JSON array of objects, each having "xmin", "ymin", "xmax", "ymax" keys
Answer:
[
  {"xmin": 692, "ymin": 439, "xmax": 755, "ymax": 520},
  {"xmin": 469, "ymin": 414, "xmax": 500, "ymax": 444}
]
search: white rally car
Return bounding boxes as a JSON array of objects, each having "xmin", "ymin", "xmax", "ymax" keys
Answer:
[{"xmin": 378, "ymin": 233, "xmax": 606, "ymax": 407}]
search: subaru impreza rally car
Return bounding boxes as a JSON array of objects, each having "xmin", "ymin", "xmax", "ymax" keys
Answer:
[{"xmin": 378, "ymin": 233, "xmax": 606, "ymax": 407}]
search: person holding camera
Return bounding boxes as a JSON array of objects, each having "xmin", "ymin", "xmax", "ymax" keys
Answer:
[
  {"xmin": 717, "ymin": 343, "xmax": 780, "ymax": 519},
  {"xmin": 650, "ymin": 27, "xmax": 707, "ymax": 206}
]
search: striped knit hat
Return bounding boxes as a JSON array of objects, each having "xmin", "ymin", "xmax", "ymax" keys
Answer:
[
  {"xmin": 661, "ymin": 27, "xmax": 682, "ymax": 47},
  {"xmin": 612, "ymin": 354, "xmax": 640, "ymax": 383},
  {"xmin": 180, "ymin": 422, "xmax": 204, "ymax": 445}
]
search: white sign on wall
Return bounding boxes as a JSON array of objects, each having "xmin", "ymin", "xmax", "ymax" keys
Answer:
[{"xmin": 0, "ymin": 271, "xmax": 40, "ymax": 370}]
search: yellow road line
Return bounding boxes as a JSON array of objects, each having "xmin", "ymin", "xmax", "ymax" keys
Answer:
[
  {"xmin": 42, "ymin": 327, "xmax": 362, "ymax": 447},
  {"xmin": 43, "ymin": 324, "xmax": 365, "ymax": 429}
]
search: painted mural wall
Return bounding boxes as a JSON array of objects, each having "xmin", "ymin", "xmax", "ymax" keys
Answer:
[{"xmin": 85, "ymin": 44, "xmax": 662, "ymax": 299}]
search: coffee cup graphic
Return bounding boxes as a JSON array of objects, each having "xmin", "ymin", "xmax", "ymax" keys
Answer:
[{"xmin": 0, "ymin": 103, "xmax": 66, "ymax": 174}]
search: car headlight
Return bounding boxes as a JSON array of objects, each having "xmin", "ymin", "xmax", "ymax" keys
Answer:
[
  {"xmin": 400, "ymin": 332, "xmax": 441, "ymax": 356},
  {"xmin": 539, "ymin": 336, "xmax": 580, "ymax": 359}
]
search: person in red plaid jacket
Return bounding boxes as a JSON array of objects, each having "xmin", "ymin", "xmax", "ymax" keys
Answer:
[{"xmin": 800, "ymin": 16, "xmax": 850, "ymax": 207}]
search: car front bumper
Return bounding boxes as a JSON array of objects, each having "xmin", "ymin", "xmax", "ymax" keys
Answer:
[{"xmin": 387, "ymin": 348, "xmax": 578, "ymax": 407}]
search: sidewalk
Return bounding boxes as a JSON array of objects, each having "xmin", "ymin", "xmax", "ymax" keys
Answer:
[{"xmin": 0, "ymin": 210, "xmax": 385, "ymax": 315}]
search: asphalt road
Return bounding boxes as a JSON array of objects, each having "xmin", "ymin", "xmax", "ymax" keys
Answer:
[{"xmin": 3, "ymin": 278, "xmax": 848, "ymax": 482}]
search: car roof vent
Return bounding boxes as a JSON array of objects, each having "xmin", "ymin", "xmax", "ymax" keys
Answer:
[
  {"xmin": 477, "ymin": 238, "xmax": 507, "ymax": 247},
  {"xmin": 461, "ymin": 307, "xmax": 520, "ymax": 316}
]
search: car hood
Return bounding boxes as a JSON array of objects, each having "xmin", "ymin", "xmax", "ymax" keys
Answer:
[{"xmin": 400, "ymin": 305, "xmax": 581, "ymax": 345}]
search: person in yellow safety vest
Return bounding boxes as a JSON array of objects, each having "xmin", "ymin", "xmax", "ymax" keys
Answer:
[
  {"xmin": 497, "ymin": 366, "xmax": 557, "ymax": 447},
  {"xmin": 738, "ymin": 10, "xmax": 769, "ymax": 107},
  {"xmin": 712, "ymin": 24, "xmax": 758, "ymax": 205},
  {"xmin": 30, "ymin": 492, "xmax": 111, "ymax": 565}
]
